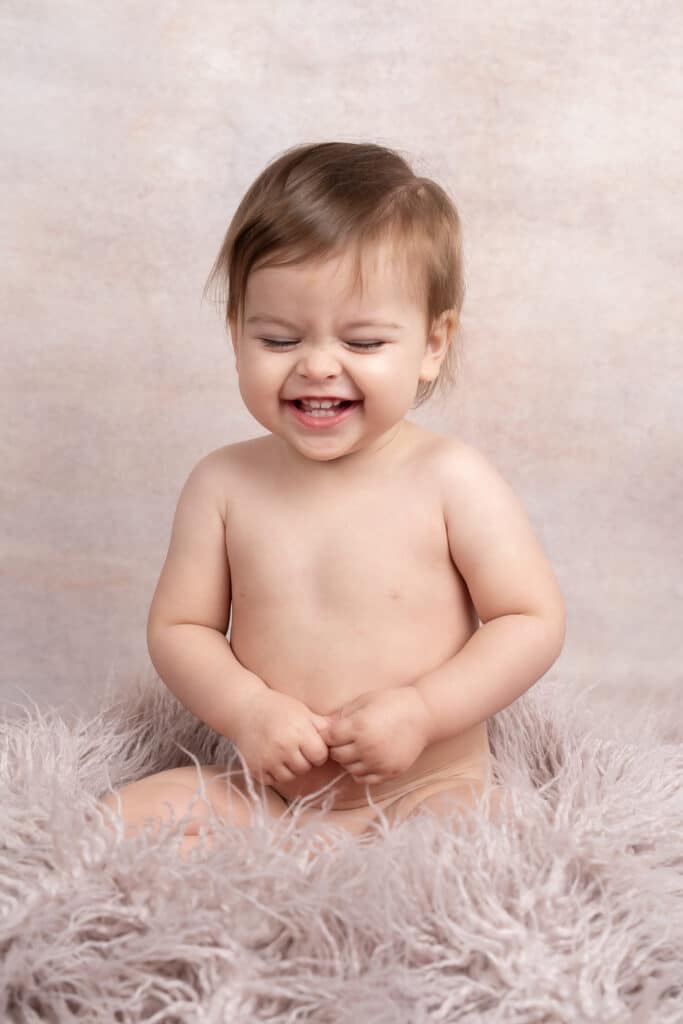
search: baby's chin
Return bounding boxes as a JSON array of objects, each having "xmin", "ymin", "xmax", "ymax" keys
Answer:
[{"xmin": 282, "ymin": 435, "xmax": 367, "ymax": 463}]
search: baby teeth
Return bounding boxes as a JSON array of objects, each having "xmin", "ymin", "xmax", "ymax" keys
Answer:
[{"xmin": 298, "ymin": 398, "xmax": 346, "ymax": 416}]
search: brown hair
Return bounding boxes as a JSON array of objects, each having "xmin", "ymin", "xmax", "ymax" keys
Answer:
[{"xmin": 204, "ymin": 141, "xmax": 466, "ymax": 408}]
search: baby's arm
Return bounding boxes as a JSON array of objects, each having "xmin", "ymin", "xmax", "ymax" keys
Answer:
[
  {"xmin": 413, "ymin": 444, "xmax": 566, "ymax": 745},
  {"xmin": 146, "ymin": 453, "xmax": 270, "ymax": 737}
]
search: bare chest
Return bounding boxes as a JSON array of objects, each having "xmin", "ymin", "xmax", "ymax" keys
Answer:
[{"xmin": 225, "ymin": 472, "xmax": 477, "ymax": 714}]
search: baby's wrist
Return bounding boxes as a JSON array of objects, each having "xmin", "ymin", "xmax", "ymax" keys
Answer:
[{"xmin": 408, "ymin": 683, "xmax": 437, "ymax": 747}]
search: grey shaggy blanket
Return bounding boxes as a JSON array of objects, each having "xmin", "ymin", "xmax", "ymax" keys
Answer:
[{"xmin": 1, "ymin": 671, "xmax": 681, "ymax": 1023}]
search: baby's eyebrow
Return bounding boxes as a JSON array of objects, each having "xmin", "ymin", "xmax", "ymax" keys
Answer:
[{"xmin": 246, "ymin": 314, "xmax": 405, "ymax": 330}]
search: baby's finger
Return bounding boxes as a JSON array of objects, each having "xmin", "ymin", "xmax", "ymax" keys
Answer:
[
  {"xmin": 328, "ymin": 742, "xmax": 356, "ymax": 765},
  {"xmin": 331, "ymin": 740, "xmax": 356, "ymax": 755}
]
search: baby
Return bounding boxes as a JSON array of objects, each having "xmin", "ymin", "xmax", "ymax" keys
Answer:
[{"xmin": 100, "ymin": 141, "xmax": 566, "ymax": 857}]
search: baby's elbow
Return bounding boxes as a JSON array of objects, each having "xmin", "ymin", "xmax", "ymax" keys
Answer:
[
  {"xmin": 539, "ymin": 568, "xmax": 567, "ymax": 655},
  {"xmin": 524, "ymin": 589, "xmax": 566, "ymax": 660},
  {"xmin": 540, "ymin": 598, "xmax": 566, "ymax": 658}
]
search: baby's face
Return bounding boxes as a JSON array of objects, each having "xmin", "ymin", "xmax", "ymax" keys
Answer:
[{"xmin": 229, "ymin": 240, "xmax": 449, "ymax": 467}]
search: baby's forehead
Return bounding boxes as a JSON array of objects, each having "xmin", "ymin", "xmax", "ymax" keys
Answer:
[{"xmin": 247, "ymin": 246, "xmax": 419, "ymax": 313}]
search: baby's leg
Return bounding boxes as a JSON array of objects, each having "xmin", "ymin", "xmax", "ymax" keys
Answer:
[
  {"xmin": 98, "ymin": 765, "xmax": 290, "ymax": 857},
  {"xmin": 387, "ymin": 777, "xmax": 510, "ymax": 828},
  {"xmin": 98, "ymin": 765, "xmax": 396, "ymax": 860}
]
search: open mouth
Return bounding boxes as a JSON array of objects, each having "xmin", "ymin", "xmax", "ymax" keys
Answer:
[
  {"xmin": 286, "ymin": 399, "xmax": 362, "ymax": 427},
  {"xmin": 293, "ymin": 399, "xmax": 354, "ymax": 413}
]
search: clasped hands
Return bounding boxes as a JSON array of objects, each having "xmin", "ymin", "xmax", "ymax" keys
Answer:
[{"xmin": 314, "ymin": 684, "xmax": 433, "ymax": 785}]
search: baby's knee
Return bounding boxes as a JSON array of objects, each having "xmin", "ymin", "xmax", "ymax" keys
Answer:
[
  {"xmin": 97, "ymin": 774, "xmax": 255, "ymax": 839},
  {"xmin": 98, "ymin": 779, "xmax": 204, "ymax": 838}
]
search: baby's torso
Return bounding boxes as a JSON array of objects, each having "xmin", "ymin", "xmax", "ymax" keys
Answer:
[{"xmin": 219, "ymin": 423, "xmax": 491, "ymax": 805}]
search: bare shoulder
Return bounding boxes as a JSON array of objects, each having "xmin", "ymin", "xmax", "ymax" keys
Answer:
[
  {"xmin": 195, "ymin": 436, "xmax": 268, "ymax": 470},
  {"xmin": 406, "ymin": 427, "xmax": 492, "ymax": 484},
  {"xmin": 183, "ymin": 436, "xmax": 273, "ymax": 508},
  {"xmin": 431, "ymin": 435, "xmax": 535, "ymax": 539},
  {"xmin": 397, "ymin": 426, "xmax": 492, "ymax": 494},
  {"xmin": 430, "ymin": 435, "xmax": 509, "ymax": 489}
]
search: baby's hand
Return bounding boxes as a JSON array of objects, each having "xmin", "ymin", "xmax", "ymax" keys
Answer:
[
  {"xmin": 232, "ymin": 689, "xmax": 331, "ymax": 788},
  {"xmin": 315, "ymin": 686, "xmax": 431, "ymax": 785}
]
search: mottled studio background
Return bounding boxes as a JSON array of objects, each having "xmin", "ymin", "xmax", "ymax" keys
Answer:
[{"xmin": 2, "ymin": 2, "xmax": 681, "ymax": 725}]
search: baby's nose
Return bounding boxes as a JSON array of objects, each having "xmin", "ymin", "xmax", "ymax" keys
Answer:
[{"xmin": 296, "ymin": 344, "xmax": 342, "ymax": 378}]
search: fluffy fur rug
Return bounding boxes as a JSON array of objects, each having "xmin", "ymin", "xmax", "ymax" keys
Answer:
[{"xmin": 0, "ymin": 670, "xmax": 681, "ymax": 1023}]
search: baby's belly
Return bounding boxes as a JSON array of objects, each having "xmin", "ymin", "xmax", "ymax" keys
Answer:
[{"xmin": 229, "ymin": 616, "xmax": 491, "ymax": 808}]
